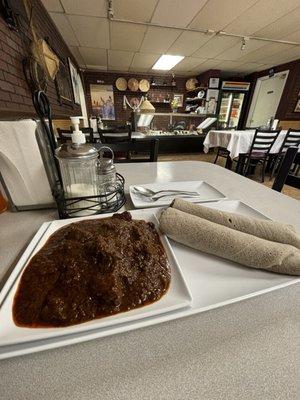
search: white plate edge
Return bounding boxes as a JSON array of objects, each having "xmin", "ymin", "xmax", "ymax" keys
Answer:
[{"xmin": 0, "ymin": 276, "xmax": 299, "ymax": 360}]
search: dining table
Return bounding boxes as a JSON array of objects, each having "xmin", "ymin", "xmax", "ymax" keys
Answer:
[
  {"xmin": 203, "ymin": 129, "xmax": 288, "ymax": 159},
  {"xmin": 0, "ymin": 161, "xmax": 299, "ymax": 400}
]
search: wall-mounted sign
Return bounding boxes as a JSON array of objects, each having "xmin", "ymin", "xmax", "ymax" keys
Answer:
[
  {"xmin": 209, "ymin": 77, "xmax": 219, "ymax": 88},
  {"xmin": 222, "ymin": 81, "xmax": 250, "ymax": 91}
]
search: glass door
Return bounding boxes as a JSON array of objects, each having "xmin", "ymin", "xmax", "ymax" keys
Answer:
[
  {"xmin": 228, "ymin": 93, "xmax": 245, "ymax": 128},
  {"xmin": 218, "ymin": 92, "xmax": 233, "ymax": 128}
]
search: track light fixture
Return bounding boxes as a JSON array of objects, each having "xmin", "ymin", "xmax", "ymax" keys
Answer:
[{"xmin": 241, "ymin": 37, "xmax": 249, "ymax": 51}]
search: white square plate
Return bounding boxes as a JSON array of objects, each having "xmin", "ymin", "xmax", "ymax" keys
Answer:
[
  {"xmin": 0, "ymin": 210, "xmax": 192, "ymax": 347},
  {"xmin": 0, "ymin": 200, "xmax": 299, "ymax": 360},
  {"xmin": 129, "ymin": 181, "xmax": 226, "ymax": 208}
]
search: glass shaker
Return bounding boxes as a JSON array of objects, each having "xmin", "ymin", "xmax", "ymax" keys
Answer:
[
  {"xmin": 97, "ymin": 147, "xmax": 117, "ymax": 195},
  {"xmin": 55, "ymin": 141, "xmax": 100, "ymax": 216}
]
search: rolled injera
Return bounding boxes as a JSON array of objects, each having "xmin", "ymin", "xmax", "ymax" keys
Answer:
[
  {"xmin": 159, "ymin": 207, "xmax": 300, "ymax": 276},
  {"xmin": 171, "ymin": 198, "xmax": 300, "ymax": 250}
]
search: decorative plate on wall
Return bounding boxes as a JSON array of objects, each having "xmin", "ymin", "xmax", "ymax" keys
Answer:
[
  {"xmin": 128, "ymin": 78, "xmax": 139, "ymax": 92},
  {"xmin": 197, "ymin": 90, "xmax": 205, "ymax": 99},
  {"xmin": 115, "ymin": 77, "xmax": 127, "ymax": 91},
  {"xmin": 139, "ymin": 79, "xmax": 150, "ymax": 92}
]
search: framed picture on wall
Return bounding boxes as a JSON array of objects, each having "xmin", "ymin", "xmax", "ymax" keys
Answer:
[
  {"xmin": 68, "ymin": 58, "xmax": 81, "ymax": 104},
  {"xmin": 90, "ymin": 84, "xmax": 116, "ymax": 120},
  {"xmin": 294, "ymin": 99, "xmax": 300, "ymax": 112},
  {"xmin": 55, "ymin": 59, "xmax": 73, "ymax": 105},
  {"xmin": 209, "ymin": 77, "xmax": 219, "ymax": 88},
  {"xmin": 173, "ymin": 94, "xmax": 184, "ymax": 107}
]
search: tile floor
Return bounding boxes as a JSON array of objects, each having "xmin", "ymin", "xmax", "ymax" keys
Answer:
[{"xmin": 158, "ymin": 151, "xmax": 300, "ymax": 201}]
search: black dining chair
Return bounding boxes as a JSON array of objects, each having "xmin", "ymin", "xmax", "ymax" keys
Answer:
[
  {"xmin": 242, "ymin": 129, "xmax": 280, "ymax": 182},
  {"xmin": 272, "ymin": 147, "xmax": 300, "ymax": 192},
  {"xmin": 270, "ymin": 129, "xmax": 300, "ymax": 179},
  {"xmin": 213, "ymin": 147, "xmax": 231, "ymax": 165},
  {"xmin": 96, "ymin": 139, "xmax": 159, "ymax": 163},
  {"xmin": 99, "ymin": 125, "xmax": 132, "ymax": 143}
]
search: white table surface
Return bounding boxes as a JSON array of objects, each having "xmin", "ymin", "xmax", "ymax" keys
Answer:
[
  {"xmin": 0, "ymin": 161, "xmax": 299, "ymax": 400},
  {"xmin": 204, "ymin": 129, "xmax": 288, "ymax": 159}
]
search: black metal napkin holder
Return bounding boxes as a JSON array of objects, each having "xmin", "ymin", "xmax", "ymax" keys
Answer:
[{"xmin": 55, "ymin": 173, "xmax": 126, "ymax": 219}]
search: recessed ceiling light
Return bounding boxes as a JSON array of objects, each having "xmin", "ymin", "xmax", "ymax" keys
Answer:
[{"xmin": 152, "ymin": 55, "xmax": 184, "ymax": 71}]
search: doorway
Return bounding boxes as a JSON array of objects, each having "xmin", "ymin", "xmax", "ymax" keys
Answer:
[{"xmin": 246, "ymin": 70, "xmax": 289, "ymax": 127}]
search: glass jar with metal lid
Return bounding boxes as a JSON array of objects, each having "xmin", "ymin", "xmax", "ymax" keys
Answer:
[{"xmin": 55, "ymin": 135, "xmax": 100, "ymax": 215}]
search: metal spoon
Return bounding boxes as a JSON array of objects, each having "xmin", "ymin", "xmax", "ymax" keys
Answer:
[{"xmin": 133, "ymin": 186, "xmax": 199, "ymax": 197}]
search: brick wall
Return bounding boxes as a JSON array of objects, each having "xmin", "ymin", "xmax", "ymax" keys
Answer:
[
  {"xmin": 0, "ymin": 0, "xmax": 81, "ymax": 119},
  {"xmin": 83, "ymin": 71, "xmax": 203, "ymax": 130}
]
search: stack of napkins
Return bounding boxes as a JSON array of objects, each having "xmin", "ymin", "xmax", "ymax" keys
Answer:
[{"xmin": 159, "ymin": 199, "xmax": 300, "ymax": 276}]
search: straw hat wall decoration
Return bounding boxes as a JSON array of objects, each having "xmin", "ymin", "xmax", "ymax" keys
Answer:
[
  {"xmin": 139, "ymin": 79, "xmax": 150, "ymax": 92},
  {"xmin": 23, "ymin": 0, "xmax": 59, "ymax": 81},
  {"xmin": 128, "ymin": 78, "xmax": 139, "ymax": 92},
  {"xmin": 115, "ymin": 77, "xmax": 127, "ymax": 91}
]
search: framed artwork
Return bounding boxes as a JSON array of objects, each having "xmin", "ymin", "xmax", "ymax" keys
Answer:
[
  {"xmin": 90, "ymin": 84, "xmax": 115, "ymax": 120},
  {"xmin": 55, "ymin": 59, "xmax": 73, "ymax": 104},
  {"xmin": 206, "ymin": 89, "xmax": 219, "ymax": 101},
  {"xmin": 68, "ymin": 58, "xmax": 81, "ymax": 104},
  {"xmin": 209, "ymin": 77, "xmax": 219, "ymax": 88},
  {"xmin": 294, "ymin": 99, "xmax": 300, "ymax": 112},
  {"xmin": 173, "ymin": 94, "xmax": 184, "ymax": 107}
]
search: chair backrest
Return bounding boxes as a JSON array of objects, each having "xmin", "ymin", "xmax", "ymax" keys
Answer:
[
  {"xmin": 280, "ymin": 129, "xmax": 300, "ymax": 153},
  {"xmin": 99, "ymin": 125, "xmax": 132, "ymax": 143},
  {"xmin": 96, "ymin": 139, "xmax": 159, "ymax": 163},
  {"xmin": 272, "ymin": 147, "xmax": 300, "ymax": 192},
  {"xmin": 57, "ymin": 127, "xmax": 94, "ymax": 143},
  {"xmin": 249, "ymin": 129, "xmax": 280, "ymax": 156}
]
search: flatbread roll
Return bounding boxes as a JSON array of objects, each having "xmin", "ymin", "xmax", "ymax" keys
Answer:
[
  {"xmin": 171, "ymin": 198, "xmax": 300, "ymax": 250},
  {"xmin": 159, "ymin": 207, "xmax": 300, "ymax": 276}
]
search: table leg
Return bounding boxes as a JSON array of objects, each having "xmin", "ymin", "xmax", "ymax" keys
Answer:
[
  {"xmin": 236, "ymin": 154, "xmax": 246, "ymax": 174},
  {"xmin": 225, "ymin": 157, "xmax": 233, "ymax": 170}
]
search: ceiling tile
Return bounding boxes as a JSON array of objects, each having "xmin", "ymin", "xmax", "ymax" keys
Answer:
[
  {"xmin": 172, "ymin": 57, "xmax": 206, "ymax": 72},
  {"xmin": 49, "ymin": 13, "xmax": 79, "ymax": 46},
  {"xmin": 113, "ymin": 0, "xmax": 158, "ymax": 22},
  {"xmin": 229, "ymin": 62, "xmax": 267, "ymax": 73},
  {"xmin": 215, "ymin": 39, "xmax": 266, "ymax": 61},
  {"xmin": 69, "ymin": 46, "xmax": 86, "ymax": 67},
  {"xmin": 60, "ymin": 0, "xmax": 107, "ymax": 17},
  {"xmin": 68, "ymin": 16, "xmax": 109, "ymax": 48},
  {"xmin": 140, "ymin": 27, "xmax": 181, "ymax": 53},
  {"xmin": 130, "ymin": 53, "xmax": 160, "ymax": 70},
  {"xmin": 108, "ymin": 50, "xmax": 134, "ymax": 70},
  {"xmin": 191, "ymin": 59, "xmax": 223, "ymax": 74},
  {"xmin": 167, "ymin": 31, "xmax": 212, "ymax": 56},
  {"xmin": 152, "ymin": 0, "xmax": 207, "ymax": 27},
  {"xmin": 283, "ymin": 30, "xmax": 300, "ymax": 42},
  {"xmin": 254, "ymin": 7, "xmax": 300, "ymax": 40},
  {"xmin": 189, "ymin": 0, "xmax": 257, "ymax": 31},
  {"xmin": 283, "ymin": 30, "xmax": 300, "ymax": 43},
  {"xmin": 110, "ymin": 22, "xmax": 147, "ymax": 51},
  {"xmin": 223, "ymin": 0, "xmax": 300, "ymax": 36},
  {"xmin": 192, "ymin": 36, "xmax": 240, "ymax": 58},
  {"xmin": 78, "ymin": 47, "xmax": 107, "ymax": 68},
  {"xmin": 212, "ymin": 60, "xmax": 241, "ymax": 71},
  {"xmin": 41, "ymin": 0, "xmax": 63, "ymax": 12},
  {"xmin": 238, "ymin": 43, "xmax": 294, "ymax": 63},
  {"xmin": 258, "ymin": 45, "xmax": 300, "ymax": 65}
]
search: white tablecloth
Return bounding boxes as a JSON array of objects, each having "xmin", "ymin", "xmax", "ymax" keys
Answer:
[{"xmin": 204, "ymin": 129, "xmax": 288, "ymax": 159}]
